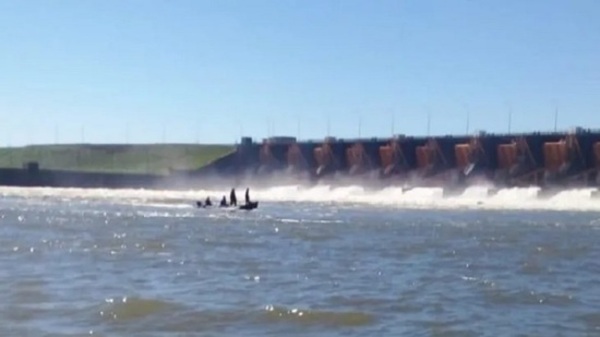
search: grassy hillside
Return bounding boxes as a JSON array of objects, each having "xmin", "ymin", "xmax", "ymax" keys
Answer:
[{"xmin": 0, "ymin": 144, "xmax": 235, "ymax": 175}]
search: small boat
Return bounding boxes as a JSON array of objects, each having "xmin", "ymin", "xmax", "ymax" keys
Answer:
[
  {"xmin": 196, "ymin": 200, "xmax": 258, "ymax": 211},
  {"xmin": 196, "ymin": 188, "xmax": 258, "ymax": 211},
  {"xmin": 196, "ymin": 197, "xmax": 213, "ymax": 208},
  {"xmin": 239, "ymin": 201, "xmax": 259, "ymax": 210}
]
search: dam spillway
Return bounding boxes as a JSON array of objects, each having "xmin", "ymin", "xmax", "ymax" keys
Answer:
[
  {"xmin": 225, "ymin": 128, "xmax": 600, "ymax": 190},
  {"xmin": 1, "ymin": 128, "xmax": 600, "ymax": 195}
]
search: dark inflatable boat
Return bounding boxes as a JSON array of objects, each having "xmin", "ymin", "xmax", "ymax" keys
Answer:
[
  {"xmin": 239, "ymin": 201, "xmax": 259, "ymax": 210},
  {"xmin": 196, "ymin": 200, "xmax": 258, "ymax": 211}
]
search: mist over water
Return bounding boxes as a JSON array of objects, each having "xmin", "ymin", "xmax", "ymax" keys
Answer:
[
  {"xmin": 0, "ymin": 185, "xmax": 599, "ymax": 336},
  {"xmin": 1, "ymin": 182, "xmax": 599, "ymax": 212}
]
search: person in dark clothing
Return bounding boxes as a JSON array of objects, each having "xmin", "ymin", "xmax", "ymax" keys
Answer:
[
  {"xmin": 205, "ymin": 196, "xmax": 212, "ymax": 206},
  {"xmin": 229, "ymin": 188, "xmax": 237, "ymax": 206},
  {"xmin": 245, "ymin": 188, "xmax": 251, "ymax": 204},
  {"xmin": 220, "ymin": 196, "xmax": 228, "ymax": 207}
]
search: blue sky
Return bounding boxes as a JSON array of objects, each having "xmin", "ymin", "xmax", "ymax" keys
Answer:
[{"xmin": 0, "ymin": 0, "xmax": 599, "ymax": 145}]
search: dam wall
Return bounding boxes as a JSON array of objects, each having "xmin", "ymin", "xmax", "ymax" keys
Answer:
[
  {"xmin": 1, "ymin": 129, "xmax": 600, "ymax": 191},
  {"xmin": 234, "ymin": 128, "xmax": 600, "ymax": 189}
]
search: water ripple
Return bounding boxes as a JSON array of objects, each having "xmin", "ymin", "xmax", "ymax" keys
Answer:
[{"xmin": 0, "ymin": 190, "xmax": 598, "ymax": 336}]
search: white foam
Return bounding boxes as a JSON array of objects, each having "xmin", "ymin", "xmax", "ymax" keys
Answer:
[{"xmin": 0, "ymin": 184, "xmax": 599, "ymax": 212}]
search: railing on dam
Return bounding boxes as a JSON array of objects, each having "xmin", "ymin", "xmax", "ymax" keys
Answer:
[{"xmin": 236, "ymin": 126, "xmax": 600, "ymax": 147}]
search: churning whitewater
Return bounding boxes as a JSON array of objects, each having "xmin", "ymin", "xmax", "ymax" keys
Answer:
[
  {"xmin": 0, "ymin": 184, "xmax": 599, "ymax": 212},
  {"xmin": 1, "ymin": 183, "xmax": 600, "ymax": 336}
]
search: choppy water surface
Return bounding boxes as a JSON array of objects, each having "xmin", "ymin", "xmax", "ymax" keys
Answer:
[{"xmin": 1, "ymin": 187, "xmax": 600, "ymax": 336}]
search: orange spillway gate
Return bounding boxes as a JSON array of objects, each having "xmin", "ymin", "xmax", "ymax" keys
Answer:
[
  {"xmin": 415, "ymin": 139, "xmax": 445, "ymax": 174},
  {"xmin": 454, "ymin": 144, "xmax": 471, "ymax": 171},
  {"xmin": 346, "ymin": 143, "xmax": 371, "ymax": 174},
  {"xmin": 416, "ymin": 145, "xmax": 433, "ymax": 169},
  {"xmin": 259, "ymin": 141, "xmax": 277, "ymax": 167},
  {"xmin": 379, "ymin": 140, "xmax": 406, "ymax": 175},
  {"xmin": 287, "ymin": 143, "xmax": 307, "ymax": 169},
  {"xmin": 497, "ymin": 143, "xmax": 518, "ymax": 170},
  {"xmin": 542, "ymin": 134, "xmax": 583, "ymax": 174},
  {"xmin": 543, "ymin": 141, "xmax": 569, "ymax": 173},
  {"xmin": 415, "ymin": 139, "xmax": 446, "ymax": 176},
  {"xmin": 379, "ymin": 145, "xmax": 394, "ymax": 174},
  {"xmin": 496, "ymin": 137, "xmax": 534, "ymax": 171},
  {"xmin": 495, "ymin": 137, "xmax": 543, "ymax": 185},
  {"xmin": 314, "ymin": 141, "xmax": 335, "ymax": 175},
  {"xmin": 454, "ymin": 138, "xmax": 483, "ymax": 174}
]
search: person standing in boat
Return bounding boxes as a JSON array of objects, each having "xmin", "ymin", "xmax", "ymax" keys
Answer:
[
  {"xmin": 229, "ymin": 188, "xmax": 237, "ymax": 206},
  {"xmin": 245, "ymin": 188, "xmax": 251, "ymax": 204}
]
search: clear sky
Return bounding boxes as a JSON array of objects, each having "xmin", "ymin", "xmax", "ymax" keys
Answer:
[{"xmin": 1, "ymin": 0, "xmax": 599, "ymax": 145}]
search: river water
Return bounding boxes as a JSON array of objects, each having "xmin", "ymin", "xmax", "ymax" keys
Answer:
[{"xmin": 0, "ymin": 185, "xmax": 599, "ymax": 336}]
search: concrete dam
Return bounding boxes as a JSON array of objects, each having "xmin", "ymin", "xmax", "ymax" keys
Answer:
[
  {"xmin": 214, "ymin": 128, "xmax": 600, "ymax": 196},
  {"xmin": 2, "ymin": 128, "xmax": 600, "ymax": 199}
]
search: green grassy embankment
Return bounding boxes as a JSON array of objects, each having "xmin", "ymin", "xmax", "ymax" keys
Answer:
[{"xmin": 0, "ymin": 144, "xmax": 235, "ymax": 175}]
